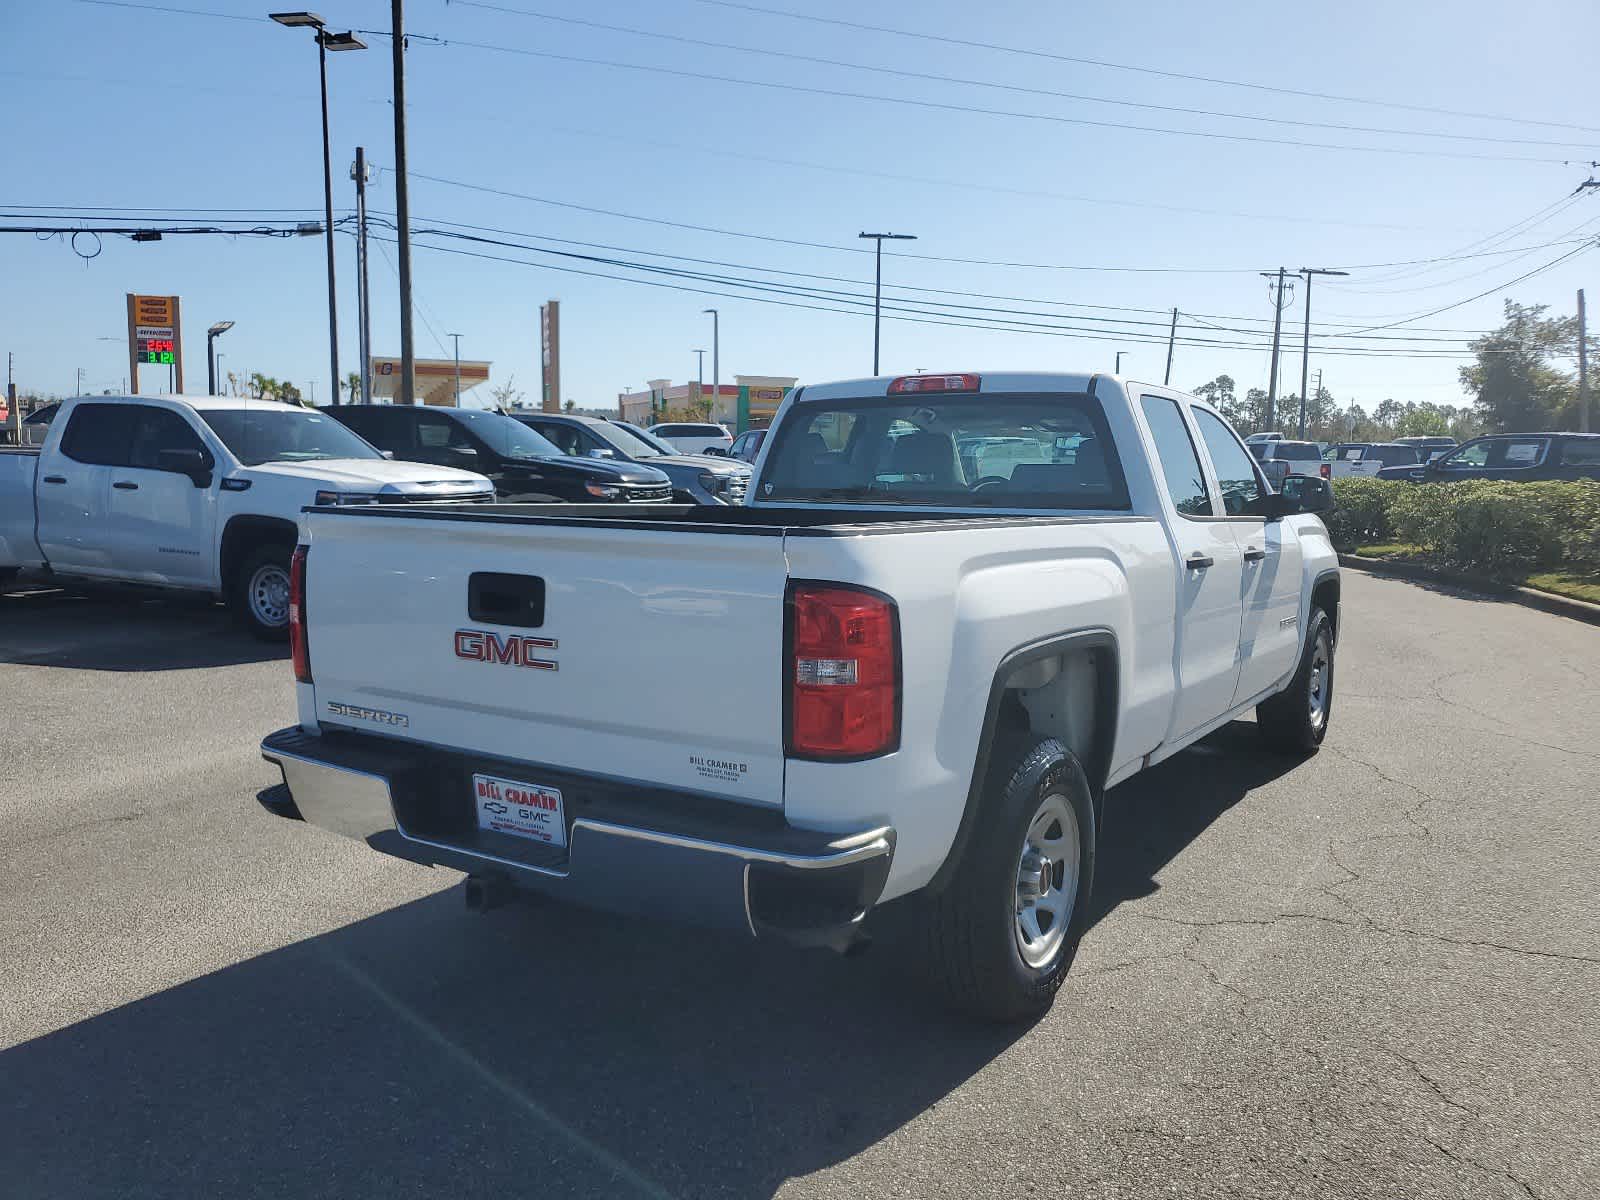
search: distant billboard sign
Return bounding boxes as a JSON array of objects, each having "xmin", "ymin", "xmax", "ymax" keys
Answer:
[{"xmin": 540, "ymin": 300, "xmax": 560, "ymax": 413}]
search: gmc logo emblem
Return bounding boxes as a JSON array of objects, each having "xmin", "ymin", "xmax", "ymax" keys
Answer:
[{"xmin": 454, "ymin": 628, "xmax": 559, "ymax": 671}]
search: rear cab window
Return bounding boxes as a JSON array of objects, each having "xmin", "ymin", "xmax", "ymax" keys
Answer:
[{"xmin": 759, "ymin": 393, "xmax": 1131, "ymax": 511}]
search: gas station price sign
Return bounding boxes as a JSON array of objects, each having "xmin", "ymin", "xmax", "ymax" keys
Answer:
[{"xmin": 138, "ymin": 337, "xmax": 176, "ymax": 365}]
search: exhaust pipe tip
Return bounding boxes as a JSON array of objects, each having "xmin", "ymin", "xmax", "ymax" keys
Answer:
[{"xmin": 464, "ymin": 873, "xmax": 515, "ymax": 912}]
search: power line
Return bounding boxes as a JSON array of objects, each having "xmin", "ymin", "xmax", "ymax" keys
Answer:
[
  {"xmin": 389, "ymin": 211, "xmax": 1499, "ymax": 345},
  {"xmin": 379, "ymin": 229, "xmax": 1478, "ymax": 357},
  {"xmin": 680, "ymin": 0, "xmax": 1600, "ymax": 136},
  {"xmin": 367, "ymin": 221, "xmax": 1505, "ymax": 357},
  {"xmin": 437, "ymin": 36, "xmax": 1580, "ymax": 165},
  {"xmin": 398, "ymin": 167, "xmax": 1590, "ymax": 276},
  {"xmin": 371, "ymin": 236, "xmax": 450, "ymax": 357},
  {"xmin": 452, "ymin": 0, "xmax": 1600, "ymax": 151},
  {"xmin": 1341, "ymin": 241, "xmax": 1599, "ymax": 334}
]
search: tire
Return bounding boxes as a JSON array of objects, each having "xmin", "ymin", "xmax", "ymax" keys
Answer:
[
  {"xmin": 231, "ymin": 543, "xmax": 293, "ymax": 642},
  {"xmin": 921, "ymin": 738, "xmax": 1097, "ymax": 1023},
  {"xmin": 1256, "ymin": 606, "xmax": 1334, "ymax": 753}
]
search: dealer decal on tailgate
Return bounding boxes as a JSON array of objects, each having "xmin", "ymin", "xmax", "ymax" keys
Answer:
[{"xmin": 473, "ymin": 773, "xmax": 567, "ymax": 848}]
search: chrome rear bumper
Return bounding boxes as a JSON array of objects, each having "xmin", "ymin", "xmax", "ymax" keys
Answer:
[{"xmin": 260, "ymin": 726, "xmax": 894, "ymax": 948}]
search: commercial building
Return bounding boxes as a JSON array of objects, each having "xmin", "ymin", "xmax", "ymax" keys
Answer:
[
  {"xmin": 369, "ymin": 356, "xmax": 491, "ymax": 406},
  {"xmin": 618, "ymin": 375, "xmax": 796, "ymax": 432}
]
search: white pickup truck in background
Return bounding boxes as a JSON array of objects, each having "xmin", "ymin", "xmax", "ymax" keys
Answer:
[
  {"xmin": 0, "ymin": 395, "xmax": 494, "ymax": 637},
  {"xmin": 261, "ymin": 371, "xmax": 1340, "ymax": 1021}
]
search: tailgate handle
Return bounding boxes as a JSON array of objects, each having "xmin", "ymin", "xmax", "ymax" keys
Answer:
[{"xmin": 469, "ymin": 572, "xmax": 546, "ymax": 628}]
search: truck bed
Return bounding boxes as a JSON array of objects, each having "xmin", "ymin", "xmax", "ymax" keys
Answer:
[{"xmin": 304, "ymin": 500, "xmax": 1151, "ymax": 534}]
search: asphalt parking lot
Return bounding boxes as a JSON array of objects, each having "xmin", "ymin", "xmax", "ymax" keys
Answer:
[{"xmin": 1, "ymin": 572, "xmax": 1596, "ymax": 1199}]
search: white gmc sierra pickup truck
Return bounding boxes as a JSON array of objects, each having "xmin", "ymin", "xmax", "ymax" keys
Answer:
[
  {"xmin": 260, "ymin": 371, "xmax": 1340, "ymax": 1020},
  {"xmin": 0, "ymin": 395, "xmax": 493, "ymax": 637}
]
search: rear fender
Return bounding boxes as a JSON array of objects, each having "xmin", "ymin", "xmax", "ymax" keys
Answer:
[{"xmin": 925, "ymin": 627, "xmax": 1118, "ymax": 894}]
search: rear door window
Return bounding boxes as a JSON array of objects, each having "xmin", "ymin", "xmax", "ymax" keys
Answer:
[
  {"xmin": 1559, "ymin": 439, "xmax": 1600, "ymax": 466},
  {"xmin": 1139, "ymin": 395, "xmax": 1213, "ymax": 517},
  {"xmin": 59, "ymin": 403, "xmax": 138, "ymax": 466}
]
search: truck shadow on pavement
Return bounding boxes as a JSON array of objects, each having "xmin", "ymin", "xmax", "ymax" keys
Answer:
[
  {"xmin": 0, "ymin": 587, "xmax": 286, "ymax": 670},
  {"xmin": 0, "ymin": 723, "xmax": 1296, "ymax": 1199}
]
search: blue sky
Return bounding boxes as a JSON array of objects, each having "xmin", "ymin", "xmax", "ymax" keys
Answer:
[{"xmin": 4, "ymin": 0, "xmax": 1597, "ymax": 413}]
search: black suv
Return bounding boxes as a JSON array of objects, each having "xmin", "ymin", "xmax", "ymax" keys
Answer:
[
  {"xmin": 512, "ymin": 413, "xmax": 750, "ymax": 505},
  {"xmin": 1376, "ymin": 433, "xmax": 1600, "ymax": 482},
  {"xmin": 323, "ymin": 405, "xmax": 673, "ymax": 503}
]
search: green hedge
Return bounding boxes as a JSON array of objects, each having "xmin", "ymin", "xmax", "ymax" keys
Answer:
[{"xmin": 1328, "ymin": 478, "xmax": 1600, "ymax": 579}]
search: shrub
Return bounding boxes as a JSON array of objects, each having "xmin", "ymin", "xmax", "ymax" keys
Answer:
[
  {"xmin": 1325, "ymin": 478, "xmax": 1405, "ymax": 550},
  {"xmin": 1326, "ymin": 478, "xmax": 1600, "ymax": 580}
]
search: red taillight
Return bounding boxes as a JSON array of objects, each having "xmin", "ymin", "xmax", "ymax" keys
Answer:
[
  {"xmin": 787, "ymin": 584, "xmax": 899, "ymax": 760},
  {"xmin": 289, "ymin": 544, "xmax": 311, "ymax": 684},
  {"xmin": 1320, "ymin": 463, "xmax": 1331, "ymax": 479},
  {"xmin": 887, "ymin": 373, "xmax": 980, "ymax": 395}
]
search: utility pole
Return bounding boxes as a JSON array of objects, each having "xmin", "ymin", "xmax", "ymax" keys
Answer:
[
  {"xmin": 76, "ymin": 367, "xmax": 84, "ymax": 396},
  {"xmin": 859, "ymin": 231, "xmax": 916, "ymax": 375},
  {"xmin": 353, "ymin": 146, "xmax": 373, "ymax": 404},
  {"xmin": 1164, "ymin": 306, "xmax": 1178, "ymax": 385},
  {"xmin": 1580, "ymin": 289, "xmax": 1590, "ymax": 434},
  {"xmin": 1261, "ymin": 268, "xmax": 1291, "ymax": 433},
  {"xmin": 450, "ymin": 333, "xmax": 462, "ymax": 405},
  {"xmin": 1298, "ymin": 268, "xmax": 1350, "ymax": 439},
  {"xmin": 391, "ymin": 0, "xmax": 416, "ymax": 405},
  {"xmin": 694, "ymin": 348, "xmax": 706, "ymax": 403}
]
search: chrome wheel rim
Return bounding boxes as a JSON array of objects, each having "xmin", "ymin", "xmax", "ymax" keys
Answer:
[
  {"xmin": 1308, "ymin": 628, "xmax": 1333, "ymax": 732},
  {"xmin": 248, "ymin": 563, "xmax": 291, "ymax": 628},
  {"xmin": 1014, "ymin": 792, "xmax": 1080, "ymax": 970}
]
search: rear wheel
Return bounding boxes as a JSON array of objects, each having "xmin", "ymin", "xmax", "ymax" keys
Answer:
[
  {"xmin": 1256, "ymin": 606, "xmax": 1334, "ymax": 753},
  {"xmin": 920, "ymin": 738, "xmax": 1096, "ymax": 1022},
  {"xmin": 231, "ymin": 543, "xmax": 292, "ymax": 642}
]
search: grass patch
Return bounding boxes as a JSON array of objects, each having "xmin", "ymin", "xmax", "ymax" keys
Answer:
[
  {"xmin": 1352, "ymin": 543, "xmax": 1422, "ymax": 559},
  {"xmin": 1524, "ymin": 572, "xmax": 1600, "ymax": 605}
]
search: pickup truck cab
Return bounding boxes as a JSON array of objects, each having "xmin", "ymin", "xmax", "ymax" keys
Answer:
[
  {"xmin": 260, "ymin": 371, "xmax": 1340, "ymax": 1021},
  {"xmin": 0, "ymin": 395, "xmax": 494, "ymax": 637}
]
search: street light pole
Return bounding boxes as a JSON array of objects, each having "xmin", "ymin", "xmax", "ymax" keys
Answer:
[
  {"xmin": 449, "ymin": 333, "xmax": 462, "ymax": 405},
  {"xmin": 390, "ymin": 0, "xmax": 416, "ymax": 406},
  {"xmin": 206, "ymin": 321, "xmax": 234, "ymax": 394},
  {"xmin": 270, "ymin": 13, "xmax": 366, "ymax": 406},
  {"xmin": 353, "ymin": 146, "xmax": 372, "ymax": 403},
  {"xmin": 694, "ymin": 349, "xmax": 706, "ymax": 405},
  {"xmin": 859, "ymin": 231, "xmax": 916, "ymax": 375},
  {"xmin": 1297, "ymin": 268, "xmax": 1349, "ymax": 439},
  {"xmin": 702, "ymin": 307, "xmax": 719, "ymax": 405}
]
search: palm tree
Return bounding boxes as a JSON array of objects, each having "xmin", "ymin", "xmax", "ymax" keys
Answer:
[{"xmin": 344, "ymin": 371, "xmax": 361, "ymax": 404}]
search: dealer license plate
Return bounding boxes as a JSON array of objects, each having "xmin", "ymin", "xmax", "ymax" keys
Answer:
[{"xmin": 472, "ymin": 772, "xmax": 566, "ymax": 848}]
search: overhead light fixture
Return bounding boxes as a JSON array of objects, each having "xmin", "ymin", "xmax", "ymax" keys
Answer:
[
  {"xmin": 320, "ymin": 30, "xmax": 366, "ymax": 51},
  {"xmin": 269, "ymin": 11, "xmax": 325, "ymax": 27},
  {"xmin": 207, "ymin": 321, "xmax": 236, "ymax": 337}
]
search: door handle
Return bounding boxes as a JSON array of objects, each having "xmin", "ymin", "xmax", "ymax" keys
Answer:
[
  {"xmin": 112, "ymin": 480, "xmax": 139, "ymax": 491},
  {"xmin": 1185, "ymin": 552, "xmax": 1214, "ymax": 570},
  {"xmin": 1243, "ymin": 546, "xmax": 1267, "ymax": 562},
  {"xmin": 43, "ymin": 475, "xmax": 67, "ymax": 484}
]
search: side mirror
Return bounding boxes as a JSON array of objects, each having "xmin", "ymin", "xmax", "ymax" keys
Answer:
[
  {"xmin": 158, "ymin": 446, "xmax": 213, "ymax": 488},
  {"xmin": 701, "ymin": 446, "xmax": 727, "ymax": 457},
  {"xmin": 1275, "ymin": 474, "xmax": 1335, "ymax": 516},
  {"xmin": 381, "ymin": 449, "xmax": 396, "ymax": 460}
]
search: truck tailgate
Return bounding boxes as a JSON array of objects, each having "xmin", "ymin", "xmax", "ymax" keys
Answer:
[{"xmin": 301, "ymin": 511, "xmax": 789, "ymax": 806}]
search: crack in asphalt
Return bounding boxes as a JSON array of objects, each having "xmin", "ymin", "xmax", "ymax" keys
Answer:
[
  {"xmin": 1131, "ymin": 910, "xmax": 1600, "ymax": 969},
  {"xmin": 1386, "ymin": 1048, "xmax": 1481, "ymax": 1121},
  {"xmin": 1321, "ymin": 744, "xmax": 1436, "ymax": 838},
  {"xmin": 1422, "ymin": 1133, "xmax": 1539, "ymax": 1199},
  {"xmin": 8, "ymin": 808, "xmax": 146, "ymax": 848}
]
